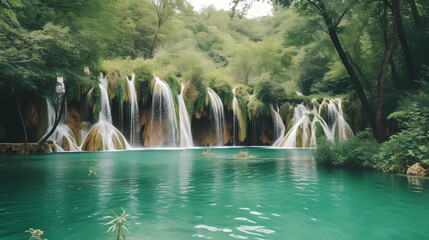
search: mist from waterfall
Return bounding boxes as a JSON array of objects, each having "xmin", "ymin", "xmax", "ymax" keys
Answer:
[
  {"xmin": 150, "ymin": 75, "xmax": 178, "ymax": 147},
  {"xmin": 270, "ymin": 104, "xmax": 286, "ymax": 147},
  {"xmin": 178, "ymin": 82, "xmax": 193, "ymax": 147},
  {"xmin": 274, "ymin": 98, "xmax": 354, "ymax": 148},
  {"xmin": 207, "ymin": 88, "xmax": 225, "ymax": 146},
  {"xmin": 127, "ymin": 72, "xmax": 140, "ymax": 146}
]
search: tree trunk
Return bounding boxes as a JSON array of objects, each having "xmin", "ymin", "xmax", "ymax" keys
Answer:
[
  {"xmin": 376, "ymin": 7, "xmax": 398, "ymax": 142},
  {"xmin": 38, "ymin": 96, "xmax": 66, "ymax": 145},
  {"xmin": 392, "ymin": 0, "xmax": 416, "ymax": 83},
  {"xmin": 383, "ymin": 1, "xmax": 400, "ymax": 89},
  {"xmin": 318, "ymin": 1, "xmax": 376, "ymax": 134},
  {"xmin": 149, "ymin": 24, "xmax": 161, "ymax": 59},
  {"xmin": 16, "ymin": 93, "xmax": 28, "ymax": 146},
  {"xmin": 408, "ymin": 0, "xmax": 421, "ymax": 27}
]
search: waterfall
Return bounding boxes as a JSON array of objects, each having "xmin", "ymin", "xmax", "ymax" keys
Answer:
[
  {"xmin": 207, "ymin": 88, "xmax": 225, "ymax": 146},
  {"xmin": 127, "ymin": 72, "xmax": 140, "ymax": 146},
  {"xmin": 178, "ymin": 82, "xmax": 193, "ymax": 147},
  {"xmin": 270, "ymin": 104, "xmax": 285, "ymax": 147},
  {"xmin": 274, "ymin": 98, "xmax": 353, "ymax": 148},
  {"xmin": 39, "ymin": 77, "xmax": 80, "ymax": 151},
  {"xmin": 98, "ymin": 73, "xmax": 112, "ymax": 123},
  {"xmin": 231, "ymin": 87, "xmax": 245, "ymax": 145},
  {"xmin": 81, "ymin": 73, "xmax": 130, "ymax": 151},
  {"xmin": 149, "ymin": 75, "xmax": 178, "ymax": 147}
]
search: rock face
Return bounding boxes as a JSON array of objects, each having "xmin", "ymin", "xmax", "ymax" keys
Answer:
[
  {"xmin": 81, "ymin": 126, "xmax": 104, "ymax": 151},
  {"xmin": 81, "ymin": 123, "xmax": 127, "ymax": 151},
  {"xmin": 407, "ymin": 163, "xmax": 428, "ymax": 176}
]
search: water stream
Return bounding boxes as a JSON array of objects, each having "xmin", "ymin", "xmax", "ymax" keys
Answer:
[
  {"xmin": 207, "ymin": 88, "xmax": 225, "ymax": 146},
  {"xmin": 178, "ymin": 82, "xmax": 193, "ymax": 147}
]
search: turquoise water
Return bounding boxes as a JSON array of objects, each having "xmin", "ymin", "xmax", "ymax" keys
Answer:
[{"xmin": 1, "ymin": 147, "xmax": 429, "ymax": 239}]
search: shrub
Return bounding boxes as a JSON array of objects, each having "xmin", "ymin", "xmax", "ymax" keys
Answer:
[{"xmin": 315, "ymin": 129, "xmax": 379, "ymax": 168}]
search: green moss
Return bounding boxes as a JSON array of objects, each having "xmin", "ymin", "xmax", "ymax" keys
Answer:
[
  {"xmin": 135, "ymin": 65, "xmax": 152, "ymax": 105},
  {"xmin": 90, "ymin": 86, "xmax": 102, "ymax": 122},
  {"xmin": 113, "ymin": 73, "xmax": 127, "ymax": 103},
  {"xmin": 166, "ymin": 75, "xmax": 180, "ymax": 105}
]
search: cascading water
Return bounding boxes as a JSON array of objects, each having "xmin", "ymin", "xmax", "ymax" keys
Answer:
[
  {"xmin": 270, "ymin": 104, "xmax": 286, "ymax": 147},
  {"xmin": 232, "ymin": 87, "xmax": 246, "ymax": 145},
  {"xmin": 274, "ymin": 98, "xmax": 353, "ymax": 148},
  {"xmin": 232, "ymin": 87, "xmax": 239, "ymax": 145},
  {"xmin": 81, "ymin": 73, "xmax": 130, "ymax": 151},
  {"xmin": 149, "ymin": 75, "xmax": 178, "ymax": 147},
  {"xmin": 127, "ymin": 72, "xmax": 140, "ymax": 146},
  {"xmin": 207, "ymin": 88, "xmax": 225, "ymax": 146},
  {"xmin": 39, "ymin": 77, "xmax": 81, "ymax": 151},
  {"xmin": 178, "ymin": 82, "xmax": 193, "ymax": 147}
]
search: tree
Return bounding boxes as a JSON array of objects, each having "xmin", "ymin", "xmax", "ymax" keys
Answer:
[
  {"xmin": 376, "ymin": 0, "xmax": 398, "ymax": 141},
  {"xmin": 149, "ymin": 0, "xmax": 175, "ymax": 58}
]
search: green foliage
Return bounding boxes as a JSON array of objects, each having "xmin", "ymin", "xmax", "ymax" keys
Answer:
[
  {"xmin": 315, "ymin": 129, "xmax": 379, "ymax": 168},
  {"xmin": 254, "ymin": 79, "xmax": 285, "ymax": 105},
  {"xmin": 377, "ymin": 81, "xmax": 429, "ymax": 172},
  {"xmin": 90, "ymin": 86, "xmax": 101, "ymax": 122}
]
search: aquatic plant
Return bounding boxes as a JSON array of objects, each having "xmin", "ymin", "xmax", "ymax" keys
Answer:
[
  {"xmin": 202, "ymin": 145, "xmax": 213, "ymax": 155},
  {"xmin": 25, "ymin": 228, "xmax": 46, "ymax": 240},
  {"xmin": 88, "ymin": 167, "xmax": 96, "ymax": 176},
  {"xmin": 104, "ymin": 208, "xmax": 130, "ymax": 240}
]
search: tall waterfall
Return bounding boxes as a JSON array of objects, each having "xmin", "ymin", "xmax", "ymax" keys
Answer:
[
  {"xmin": 207, "ymin": 88, "xmax": 225, "ymax": 146},
  {"xmin": 274, "ymin": 98, "xmax": 353, "ymax": 148},
  {"xmin": 178, "ymin": 82, "xmax": 193, "ymax": 147},
  {"xmin": 127, "ymin": 72, "xmax": 140, "ymax": 146},
  {"xmin": 150, "ymin": 75, "xmax": 178, "ymax": 146},
  {"xmin": 270, "ymin": 104, "xmax": 286, "ymax": 147}
]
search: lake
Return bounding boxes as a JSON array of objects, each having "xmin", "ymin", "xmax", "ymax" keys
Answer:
[{"xmin": 1, "ymin": 147, "xmax": 428, "ymax": 239}]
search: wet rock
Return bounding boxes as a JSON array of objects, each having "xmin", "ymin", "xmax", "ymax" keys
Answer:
[
  {"xmin": 81, "ymin": 126, "xmax": 103, "ymax": 151},
  {"xmin": 407, "ymin": 163, "xmax": 428, "ymax": 176}
]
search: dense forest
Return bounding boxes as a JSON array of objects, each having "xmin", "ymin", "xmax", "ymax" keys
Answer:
[{"xmin": 1, "ymin": 0, "xmax": 428, "ymax": 173}]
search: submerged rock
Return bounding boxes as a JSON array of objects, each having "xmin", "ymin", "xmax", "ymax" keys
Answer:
[
  {"xmin": 234, "ymin": 151, "xmax": 256, "ymax": 158},
  {"xmin": 406, "ymin": 163, "xmax": 428, "ymax": 176}
]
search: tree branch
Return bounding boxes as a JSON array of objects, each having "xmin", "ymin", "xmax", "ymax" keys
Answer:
[
  {"xmin": 307, "ymin": 0, "xmax": 322, "ymax": 12},
  {"xmin": 334, "ymin": 8, "xmax": 350, "ymax": 29}
]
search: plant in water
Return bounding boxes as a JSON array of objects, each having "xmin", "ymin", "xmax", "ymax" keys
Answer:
[
  {"xmin": 202, "ymin": 144, "xmax": 213, "ymax": 156},
  {"xmin": 88, "ymin": 167, "xmax": 97, "ymax": 176},
  {"xmin": 104, "ymin": 208, "xmax": 130, "ymax": 240},
  {"xmin": 25, "ymin": 228, "xmax": 46, "ymax": 240}
]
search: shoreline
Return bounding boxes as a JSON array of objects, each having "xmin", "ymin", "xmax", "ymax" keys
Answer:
[{"xmin": 0, "ymin": 143, "xmax": 51, "ymax": 155}]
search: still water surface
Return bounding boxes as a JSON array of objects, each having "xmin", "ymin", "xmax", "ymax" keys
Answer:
[{"xmin": 0, "ymin": 148, "xmax": 428, "ymax": 239}]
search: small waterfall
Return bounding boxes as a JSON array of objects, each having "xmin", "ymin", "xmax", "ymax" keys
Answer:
[
  {"xmin": 149, "ymin": 75, "xmax": 178, "ymax": 147},
  {"xmin": 320, "ymin": 98, "xmax": 354, "ymax": 142},
  {"xmin": 81, "ymin": 73, "xmax": 130, "ymax": 151},
  {"xmin": 98, "ymin": 73, "xmax": 112, "ymax": 123},
  {"xmin": 127, "ymin": 72, "xmax": 140, "ymax": 146},
  {"xmin": 207, "ymin": 88, "xmax": 225, "ymax": 146},
  {"xmin": 275, "ymin": 98, "xmax": 353, "ymax": 148},
  {"xmin": 231, "ymin": 87, "xmax": 245, "ymax": 145},
  {"xmin": 270, "ymin": 104, "xmax": 285, "ymax": 147},
  {"xmin": 178, "ymin": 82, "xmax": 193, "ymax": 147},
  {"xmin": 39, "ymin": 77, "xmax": 80, "ymax": 151}
]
